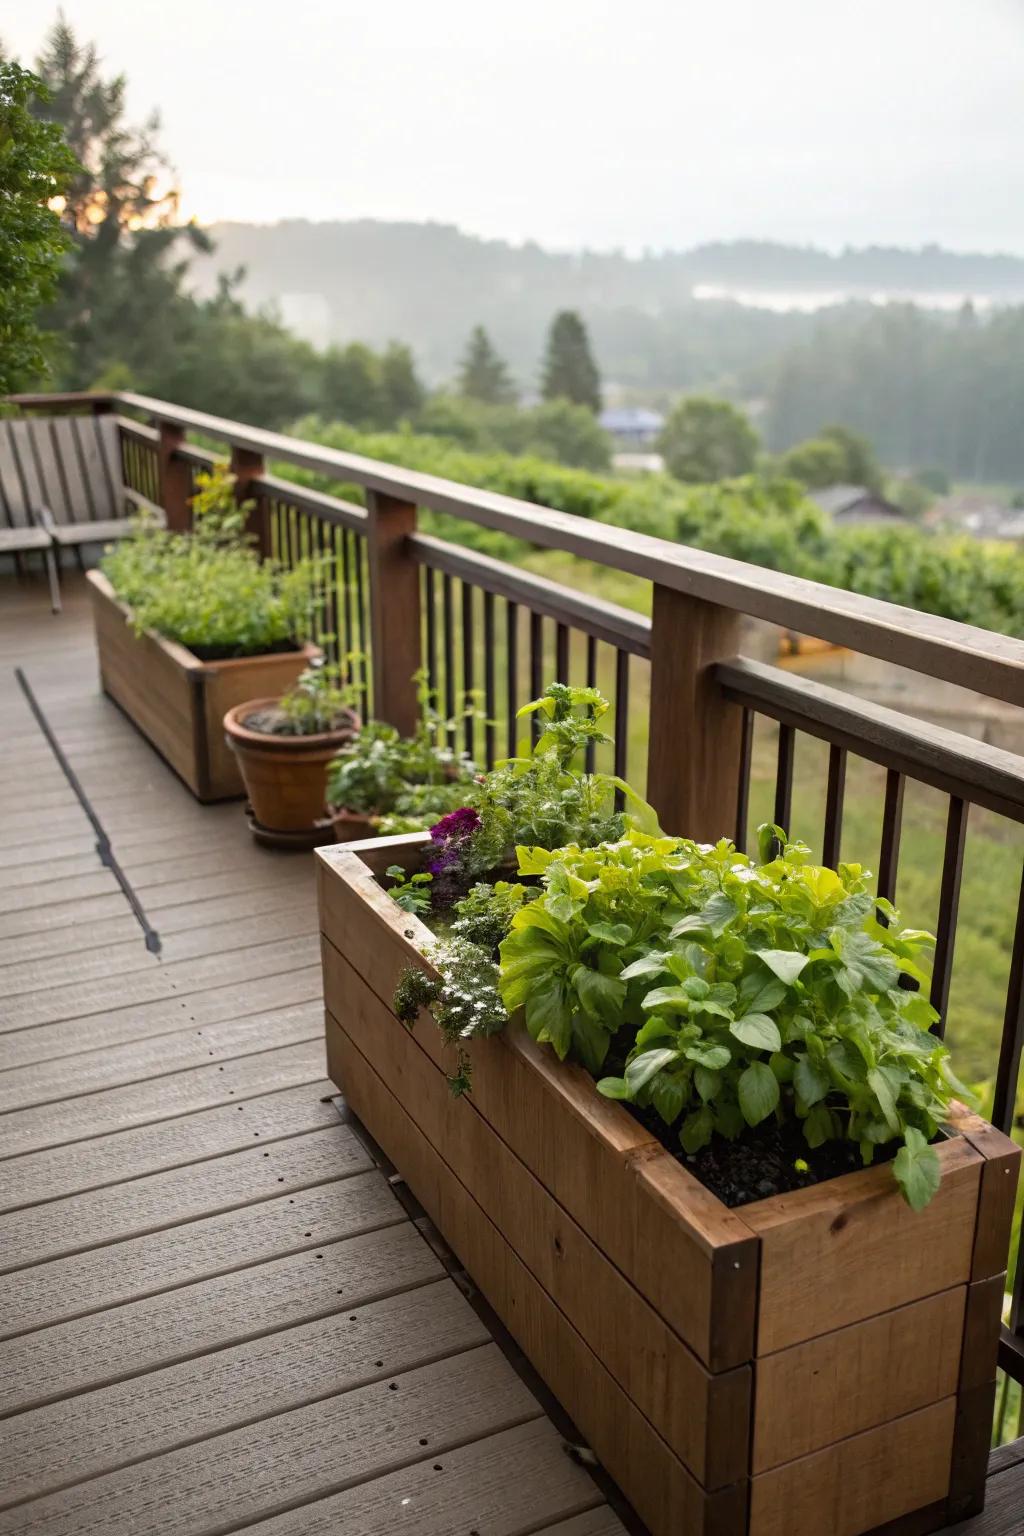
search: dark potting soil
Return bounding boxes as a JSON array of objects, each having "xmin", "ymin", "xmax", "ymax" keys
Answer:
[
  {"xmin": 189, "ymin": 639, "xmax": 302, "ymax": 663},
  {"xmin": 626, "ymin": 1095, "xmax": 901, "ymax": 1207}
]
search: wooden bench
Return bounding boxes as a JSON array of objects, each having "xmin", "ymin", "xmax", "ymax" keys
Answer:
[{"xmin": 0, "ymin": 415, "xmax": 162, "ymax": 611}]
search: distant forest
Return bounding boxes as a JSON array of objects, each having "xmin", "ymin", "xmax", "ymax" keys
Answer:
[{"xmin": 191, "ymin": 223, "xmax": 1024, "ymax": 480}]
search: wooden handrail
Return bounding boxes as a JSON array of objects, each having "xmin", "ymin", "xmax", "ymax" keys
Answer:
[{"xmin": 9, "ymin": 388, "xmax": 1024, "ymax": 706}]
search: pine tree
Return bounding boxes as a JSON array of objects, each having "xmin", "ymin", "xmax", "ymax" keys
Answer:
[
  {"xmin": 540, "ymin": 311, "xmax": 601, "ymax": 413},
  {"xmin": 457, "ymin": 325, "xmax": 516, "ymax": 405}
]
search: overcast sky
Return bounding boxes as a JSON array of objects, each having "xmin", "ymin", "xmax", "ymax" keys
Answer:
[{"xmin": 8, "ymin": 0, "xmax": 1024, "ymax": 254}]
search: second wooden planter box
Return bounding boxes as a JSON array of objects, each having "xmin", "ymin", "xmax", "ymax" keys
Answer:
[
  {"xmin": 87, "ymin": 570, "xmax": 317, "ymax": 801},
  {"xmin": 317, "ymin": 833, "xmax": 1020, "ymax": 1536}
]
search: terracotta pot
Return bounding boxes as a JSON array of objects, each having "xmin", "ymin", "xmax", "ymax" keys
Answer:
[
  {"xmin": 223, "ymin": 699, "xmax": 360, "ymax": 834},
  {"xmin": 329, "ymin": 807, "xmax": 379, "ymax": 844}
]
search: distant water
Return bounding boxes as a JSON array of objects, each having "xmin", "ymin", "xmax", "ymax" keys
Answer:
[{"xmin": 691, "ymin": 283, "xmax": 1006, "ymax": 314}]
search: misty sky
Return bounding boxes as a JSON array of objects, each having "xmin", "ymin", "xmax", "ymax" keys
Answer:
[{"xmin": 8, "ymin": 0, "xmax": 1024, "ymax": 254}]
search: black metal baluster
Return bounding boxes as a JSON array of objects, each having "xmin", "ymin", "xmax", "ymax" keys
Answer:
[
  {"xmin": 555, "ymin": 622, "xmax": 569, "ymax": 683},
  {"xmin": 822, "ymin": 744, "xmax": 847, "ymax": 868},
  {"xmin": 735, "ymin": 706, "xmax": 753, "ymax": 853},
  {"xmin": 877, "ymin": 768, "xmax": 905, "ymax": 915},
  {"xmin": 506, "ymin": 601, "xmax": 519, "ymax": 754},
  {"xmin": 354, "ymin": 533, "xmax": 368, "ymax": 718},
  {"xmin": 613, "ymin": 648, "xmax": 629, "ymax": 810},
  {"xmin": 483, "ymin": 589, "xmax": 496, "ymax": 769},
  {"xmin": 340, "ymin": 528, "xmax": 354, "ymax": 658},
  {"xmin": 584, "ymin": 635, "xmax": 598, "ymax": 775},
  {"xmin": 443, "ymin": 572, "xmax": 456, "ymax": 747},
  {"xmin": 529, "ymin": 610, "xmax": 543, "ymax": 746},
  {"xmin": 930, "ymin": 795, "xmax": 969, "ymax": 1035},
  {"xmin": 424, "ymin": 565, "xmax": 438, "ymax": 701},
  {"xmin": 992, "ymin": 860, "xmax": 1024, "ymax": 1135},
  {"xmin": 774, "ymin": 722, "xmax": 795, "ymax": 834},
  {"xmin": 462, "ymin": 580, "xmax": 475, "ymax": 760}
]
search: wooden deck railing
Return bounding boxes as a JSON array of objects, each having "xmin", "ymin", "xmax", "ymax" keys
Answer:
[{"xmin": 10, "ymin": 388, "xmax": 1024, "ymax": 1421}]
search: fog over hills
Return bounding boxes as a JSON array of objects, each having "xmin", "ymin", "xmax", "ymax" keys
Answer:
[{"xmin": 190, "ymin": 222, "xmax": 1024, "ymax": 389}]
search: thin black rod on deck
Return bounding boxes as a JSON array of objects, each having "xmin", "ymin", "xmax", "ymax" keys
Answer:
[
  {"xmin": 930, "ymin": 795, "xmax": 969, "ymax": 1034},
  {"xmin": 774, "ymin": 722, "xmax": 795, "ymax": 834},
  {"xmin": 735, "ymin": 706, "xmax": 753, "ymax": 854},
  {"xmin": 822, "ymin": 744, "xmax": 847, "ymax": 869},
  {"xmin": 15, "ymin": 668, "xmax": 161, "ymax": 955},
  {"xmin": 992, "ymin": 861, "xmax": 1024, "ymax": 1135}
]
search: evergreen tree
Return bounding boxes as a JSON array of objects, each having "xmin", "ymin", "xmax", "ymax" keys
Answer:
[
  {"xmin": 457, "ymin": 325, "xmax": 516, "ymax": 405},
  {"xmin": 379, "ymin": 341, "xmax": 424, "ymax": 420},
  {"xmin": 541, "ymin": 311, "xmax": 601, "ymax": 412},
  {"xmin": 0, "ymin": 61, "xmax": 77, "ymax": 392}
]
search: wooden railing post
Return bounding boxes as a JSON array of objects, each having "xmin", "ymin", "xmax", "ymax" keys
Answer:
[
  {"xmin": 229, "ymin": 445, "xmax": 269, "ymax": 558},
  {"xmin": 646, "ymin": 585, "xmax": 745, "ymax": 840},
  {"xmin": 156, "ymin": 422, "xmax": 192, "ymax": 533},
  {"xmin": 366, "ymin": 490, "xmax": 421, "ymax": 733}
]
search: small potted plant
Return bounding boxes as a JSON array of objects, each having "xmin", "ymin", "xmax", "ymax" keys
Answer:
[
  {"xmin": 223, "ymin": 657, "xmax": 361, "ymax": 843},
  {"xmin": 325, "ymin": 672, "xmax": 478, "ymax": 841}
]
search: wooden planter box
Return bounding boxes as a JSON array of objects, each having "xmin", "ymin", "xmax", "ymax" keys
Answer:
[
  {"xmin": 87, "ymin": 570, "xmax": 317, "ymax": 801},
  {"xmin": 316, "ymin": 833, "xmax": 1021, "ymax": 1536}
]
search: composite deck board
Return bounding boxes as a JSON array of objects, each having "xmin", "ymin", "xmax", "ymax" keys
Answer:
[
  {"xmin": 1, "ymin": 1174, "xmax": 401, "ymax": 1337},
  {"xmin": 0, "ymin": 1007, "xmax": 323, "ymax": 1118},
  {"xmin": 0, "ymin": 1345, "xmax": 541, "ymax": 1536},
  {"xmin": 0, "ymin": 966, "xmax": 322, "ymax": 1070},
  {"xmin": 0, "ymin": 903, "xmax": 317, "ymax": 998},
  {"xmin": 0, "ymin": 934, "xmax": 321, "ymax": 1031},
  {"xmin": 0, "ymin": 1124, "xmax": 364, "ymax": 1271},
  {"xmin": 0, "ymin": 1282, "xmax": 489, "ymax": 1508},
  {"xmin": 0, "ymin": 1223, "xmax": 442, "ymax": 1416},
  {"xmin": 0, "ymin": 1078, "xmax": 339, "ymax": 1211},
  {"xmin": 0, "ymin": 1037, "xmax": 327, "ymax": 1162},
  {"xmin": 238, "ymin": 1421, "xmax": 618, "ymax": 1536},
  {"xmin": 0, "ymin": 876, "xmax": 312, "ymax": 963}
]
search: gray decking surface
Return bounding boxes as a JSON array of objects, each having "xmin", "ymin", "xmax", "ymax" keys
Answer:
[
  {"xmin": 0, "ymin": 573, "xmax": 1020, "ymax": 1536},
  {"xmin": 0, "ymin": 577, "xmax": 625, "ymax": 1536}
]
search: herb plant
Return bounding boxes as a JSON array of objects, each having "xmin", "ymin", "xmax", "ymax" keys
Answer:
[
  {"xmin": 422, "ymin": 682, "xmax": 657, "ymax": 898},
  {"xmin": 394, "ymin": 937, "xmax": 506, "ymax": 1094},
  {"xmin": 386, "ymin": 863, "xmax": 434, "ymax": 915},
  {"xmin": 499, "ymin": 826, "xmax": 966, "ymax": 1208},
  {"xmin": 326, "ymin": 671, "xmax": 477, "ymax": 829},
  {"xmin": 274, "ymin": 657, "xmax": 361, "ymax": 736},
  {"xmin": 102, "ymin": 465, "xmax": 316, "ymax": 658}
]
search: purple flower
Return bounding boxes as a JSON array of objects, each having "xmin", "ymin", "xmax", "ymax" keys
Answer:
[{"xmin": 427, "ymin": 805, "xmax": 480, "ymax": 877}]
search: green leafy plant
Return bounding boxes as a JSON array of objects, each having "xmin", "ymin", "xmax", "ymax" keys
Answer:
[
  {"xmin": 326, "ymin": 671, "xmax": 477, "ymax": 828},
  {"xmin": 499, "ymin": 826, "xmax": 967, "ymax": 1208},
  {"xmin": 102, "ymin": 465, "xmax": 317, "ymax": 658},
  {"xmin": 274, "ymin": 656, "xmax": 361, "ymax": 736},
  {"xmin": 449, "ymin": 879, "xmax": 541, "ymax": 950},
  {"xmin": 425, "ymin": 682, "xmax": 657, "ymax": 898},
  {"xmin": 385, "ymin": 863, "xmax": 434, "ymax": 916}
]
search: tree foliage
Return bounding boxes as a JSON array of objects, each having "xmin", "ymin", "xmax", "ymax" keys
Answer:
[
  {"xmin": 541, "ymin": 311, "xmax": 601, "ymax": 413},
  {"xmin": 0, "ymin": 60, "xmax": 77, "ymax": 392},
  {"xmin": 457, "ymin": 325, "xmax": 516, "ymax": 405},
  {"xmin": 777, "ymin": 437, "xmax": 849, "ymax": 489},
  {"xmin": 658, "ymin": 396, "xmax": 760, "ymax": 483}
]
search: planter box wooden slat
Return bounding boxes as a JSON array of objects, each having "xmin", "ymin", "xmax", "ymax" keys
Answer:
[
  {"xmin": 328, "ymin": 1011, "xmax": 749, "ymax": 1536},
  {"xmin": 87, "ymin": 570, "xmax": 316, "ymax": 801},
  {"xmin": 325, "ymin": 943, "xmax": 751, "ymax": 1489},
  {"xmin": 317, "ymin": 835, "xmax": 1021, "ymax": 1536}
]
